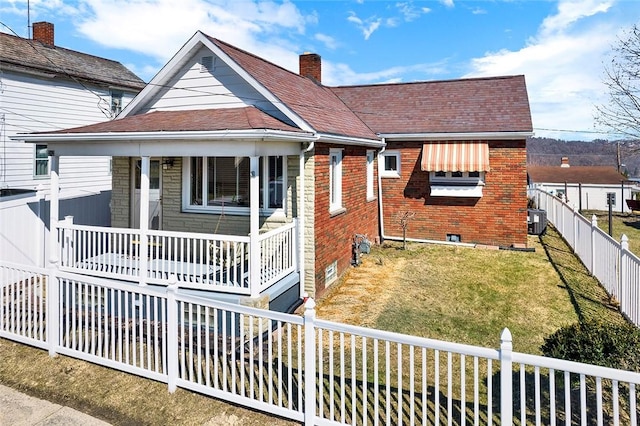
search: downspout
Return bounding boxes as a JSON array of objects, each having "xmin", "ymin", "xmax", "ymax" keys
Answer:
[
  {"xmin": 377, "ymin": 142, "xmax": 386, "ymax": 242},
  {"xmin": 298, "ymin": 140, "xmax": 315, "ymax": 299}
]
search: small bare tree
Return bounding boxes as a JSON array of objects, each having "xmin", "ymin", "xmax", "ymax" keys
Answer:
[
  {"xmin": 595, "ymin": 24, "xmax": 640, "ymax": 139},
  {"xmin": 395, "ymin": 211, "xmax": 416, "ymax": 250}
]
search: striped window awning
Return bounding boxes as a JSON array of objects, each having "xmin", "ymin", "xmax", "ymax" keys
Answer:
[{"xmin": 421, "ymin": 142, "xmax": 490, "ymax": 172}]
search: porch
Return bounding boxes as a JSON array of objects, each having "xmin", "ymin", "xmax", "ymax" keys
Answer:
[{"xmin": 57, "ymin": 217, "xmax": 298, "ymax": 299}]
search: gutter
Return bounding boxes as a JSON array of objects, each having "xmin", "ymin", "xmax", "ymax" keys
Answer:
[
  {"xmin": 381, "ymin": 131, "xmax": 533, "ymax": 141},
  {"xmin": 316, "ymin": 133, "xmax": 385, "ymax": 148},
  {"xmin": 14, "ymin": 129, "xmax": 319, "ymax": 143}
]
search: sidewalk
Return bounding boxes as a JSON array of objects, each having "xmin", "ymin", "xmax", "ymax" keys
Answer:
[{"xmin": 0, "ymin": 384, "xmax": 110, "ymax": 425}]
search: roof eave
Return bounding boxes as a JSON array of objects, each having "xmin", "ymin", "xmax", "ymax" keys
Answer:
[
  {"xmin": 13, "ymin": 129, "xmax": 318, "ymax": 144},
  {"xmin": 316, "ymin": 133, "xmax": 385, "ymax": 148},
  {"xmin": 380, "ymin": 131, "xmax": 533, "ymax": 141}
]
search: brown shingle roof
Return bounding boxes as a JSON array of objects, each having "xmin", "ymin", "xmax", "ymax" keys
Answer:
[
  {"xmin": 40, "ymin": 107, "xmax": 305, "ymax": 134},
  {"xmin": 209, "ymin": 37, "xmax": 378, "ymax": 140},
  {"xmin": 528, "ymin": 165, "xmax": 626, "ymax": 185},
  {"xmin": 331, "ymin": 76, "xmax": 533, "ymax": 135},
  {"xmin": 0, "ymin": 31, "xmax": 145, "ymax": 91}
]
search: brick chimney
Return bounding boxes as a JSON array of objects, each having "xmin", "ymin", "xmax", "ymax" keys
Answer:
[
  {"xmin": 299, "ymin": 53, "xmax": 321, "ymax": 83},
  {"xmin": 32, "ymin": 22, "xmax": 54, "ymax": 46},
  {"xmin": 560, "ymin": 157, "xmax": 570, "ymax": 168}
]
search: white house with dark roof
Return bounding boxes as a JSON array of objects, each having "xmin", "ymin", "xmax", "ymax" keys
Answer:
[
  {"xmin": 528, "ymin": 157, "xmax": 633, "ymax": 212},
  {"xmin": 0, "ymin": 21, "xmax": 145, "ymax": 265}
]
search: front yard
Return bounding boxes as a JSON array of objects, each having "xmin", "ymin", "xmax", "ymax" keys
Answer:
[{"xmin": 0, "ymin": 226, "xmax": 628, "ymax": 425}]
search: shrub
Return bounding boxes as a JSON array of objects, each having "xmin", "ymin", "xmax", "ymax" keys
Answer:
[{"xmin": 541, "ymin": 320, "xmax": 640, "ymax": 372}]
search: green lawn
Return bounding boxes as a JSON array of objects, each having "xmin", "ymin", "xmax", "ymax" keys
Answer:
[{"xmin": 583, "ymin": 210, "xmax": 640, "ymax": 256}]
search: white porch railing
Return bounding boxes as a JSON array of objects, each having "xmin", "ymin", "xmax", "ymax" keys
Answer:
[
  {"xmin": 3, "ymin": 262, "xmax": 640, "ymax": 425},
  {"xmin": 57, "ymin": 218, "xmax": 298, "ymax": 295},
  {"xmin": 532, "ymin": 188, "xmax": 640, "ymax": 326}
]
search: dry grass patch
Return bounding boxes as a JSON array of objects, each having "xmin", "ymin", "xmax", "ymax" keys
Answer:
[{"xmin": 318, "ymin": 236, "xmax": 579, "ymax": 354}]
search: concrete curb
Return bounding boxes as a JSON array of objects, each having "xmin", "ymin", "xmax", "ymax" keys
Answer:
[{"xmin": 0, "ymin": 384, "xmax": 111, "ymax": 425}]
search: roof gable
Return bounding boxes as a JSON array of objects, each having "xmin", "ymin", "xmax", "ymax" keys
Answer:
[
  {"xmin": 209, "ymin": 37, "xmax": 378, "ymax": 140},
  {"xmin": 331, "ymin": 76, "xmax": 533, "ymax": 135},
  {"xmin": 0, "ymin": 31, "xmax": 145, "ymax": 91}
]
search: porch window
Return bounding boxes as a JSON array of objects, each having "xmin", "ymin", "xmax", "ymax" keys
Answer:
[
  {"xmin": 329, "ymin": 149, "xmax": 343, "ymax": 213},
  {"xmin": 34, "ymin": 144, "xmax": 49, "ymax": 177},
  {"xmin": 184, "ymin": 156, "xmax": 285, "ymax": 213}
]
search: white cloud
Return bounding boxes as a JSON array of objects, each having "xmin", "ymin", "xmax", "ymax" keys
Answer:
[
  {"xmin": 439, "ymin": 0, "xmax": 454, "ymax": 8},
  {"xmin": 347, "ymin": 11, "xmax": 382, "ymax": 40},
  {"xmin": 314, "ymin": 33, "xmax": 338, "ymax": 50},
  {"xmin": 323, "ymin": 60, "xmax": 449, "ymax": 87},
  {"xmin": 465, "ymin": 0, "xmax": 626, "ymax": 140}
]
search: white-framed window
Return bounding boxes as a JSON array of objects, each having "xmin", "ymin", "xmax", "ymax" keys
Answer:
[
  {"xmin": 325, "ymin": 260, "xmax": 338, "ymax": 286},
  {"xmin": 182, "ymin": 156, "xmax": 285, "ymax": 214},
  {"xmin": 34, "ymin": 144, "xmax": 49, "ymax": 177},
  {"xmin": 429, "ymin": 171, "xmax": 485, "ymax": 197},
  {"xmin": 366, "ymin": 150, "xmax": 375, "ymax": 200},
  {"xmin": 110, "ymin": 90, "xmax": 123, "ymax": 116},
  {"xmin": 380, "ymin": 151, "xmax": 401, "ymax": 178},
  {"xmin": 329, "ymin": 149, "xmax": 343, "ymax": 213}
]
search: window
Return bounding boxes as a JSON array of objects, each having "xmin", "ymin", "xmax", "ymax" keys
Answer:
[
  {"xmin": 429, "ymin": 171, "xmax": 485, "ymax": 198},
  {"xmin": 607, "ymin": 192, "xmax": 616, "ymax": 206},
  {"xmin": 183, "ymin": 156, "xmax": 284, "ymax": 213},
  {"xmin": 110, "ymin": 90, "xmax": 123, "ymax": 116},
  {"xmin": 34, "ymin": 144, "xmax": 49, "ymax": 177},
  {"xmin": 366, "ymin": 150, "xmax": 375, "ymax": 200},
  {"xmin": 380, "ymin": 151, "xmax": 401, "ymax": 178},
  {"xmin": 325, "ymin": 260, "xmax": 338, "ymax": 286},
  {"xmin": 329, "ymin": 149, "xmax": 343, "ymax": 212}
]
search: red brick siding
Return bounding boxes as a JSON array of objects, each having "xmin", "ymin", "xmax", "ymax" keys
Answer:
[
  {"xmin": 381, "ymin": 140, "xmax": 527, "ymax": 247},
  {"xmin": 314, "ymin": 143, "xmax": 379, "ymax": 297}
]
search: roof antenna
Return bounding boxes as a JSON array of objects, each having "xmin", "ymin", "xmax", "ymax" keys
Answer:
[{"xmin": 27, "ymin": 0, "xmax": 31, "ymax": 38}]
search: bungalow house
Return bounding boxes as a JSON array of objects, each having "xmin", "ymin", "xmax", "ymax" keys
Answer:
[
  {"xmin": 528, "ymin": 157, "xmax": 631, "ymax": 212},
  {"xmin": 15, "ymin": 31, "xmax": 532, "ymax": 311},
  {"xmin": 0, "ymin": 22, "xmax": 145, "ymax": 265}
]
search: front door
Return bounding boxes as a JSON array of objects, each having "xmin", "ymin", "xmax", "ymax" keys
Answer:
[{"xmin": 131, "ymin": 159, "xmax": 161, "ymax": 230}]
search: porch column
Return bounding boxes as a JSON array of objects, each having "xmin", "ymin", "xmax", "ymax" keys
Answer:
[
  {"xmin": 249, "ymin": 156, "xmax": 260, "ymax": 297},
  {"xmin": 298, "ymin": 150, "xmax": 306, "ymax": 298},
  {"xmin": 47, "ymin": 153, "xmax": 60, "ymax": 357},
  {"xmin": 48, "ymin": 154, "xmax": 60, "ymax": 266},
  {"xmin": 138, "ymin": 156, "xmax": 150, "ymax": 286}
]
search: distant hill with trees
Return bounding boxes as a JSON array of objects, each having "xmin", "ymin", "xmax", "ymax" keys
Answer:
[{"xmin": 527, "ymin": 137, "xmax": 640, "ymax": 177}]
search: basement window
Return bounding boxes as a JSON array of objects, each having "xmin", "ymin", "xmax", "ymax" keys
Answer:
[{"xmin": 325, "ymin": 261, "xmax": 338, "ymax": 286}]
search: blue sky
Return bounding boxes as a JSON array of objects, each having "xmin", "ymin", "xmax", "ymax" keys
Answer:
[{"xmin": 1, "ymin": 0, "xmax": 639, "ymax": 141}]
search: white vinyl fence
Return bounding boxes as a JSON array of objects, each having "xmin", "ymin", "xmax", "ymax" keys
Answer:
[
  {"xmin": 2, "ymin": 261, "xmax": 640, "ymax": 425},
  {"xmin": 532, "ymin": 188, "xmax": 640, "ymax": 326}
]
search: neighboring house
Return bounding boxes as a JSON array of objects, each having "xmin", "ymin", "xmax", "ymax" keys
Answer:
[
  {"xmin": 528, "ymin": 157, "xmax": 632, "ymax": 212},
  {"xmin": 15, "ymin": 31, "xmax": 532, "ymax": 310},
  {"xmin": 0, "ymin": 21, "xmax": 145, "ymax": 265}
]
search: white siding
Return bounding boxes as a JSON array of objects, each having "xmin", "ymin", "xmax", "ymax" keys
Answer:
[
  {"xmin": 0, "ymin": 70, "xmax": 136, "ymax": 194},
  {"xmin": 139, "ymin": 47, "xmax": 290, "ymax": 124}
]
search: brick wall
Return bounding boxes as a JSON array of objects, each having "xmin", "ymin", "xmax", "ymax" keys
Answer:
[
  {"xmin": 381, "ymin": 140, "xmax": 527, "ymax": 247},
  {"xmin": 313, "ymin": 143, "xmax": 380, "ymax": 297}
]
